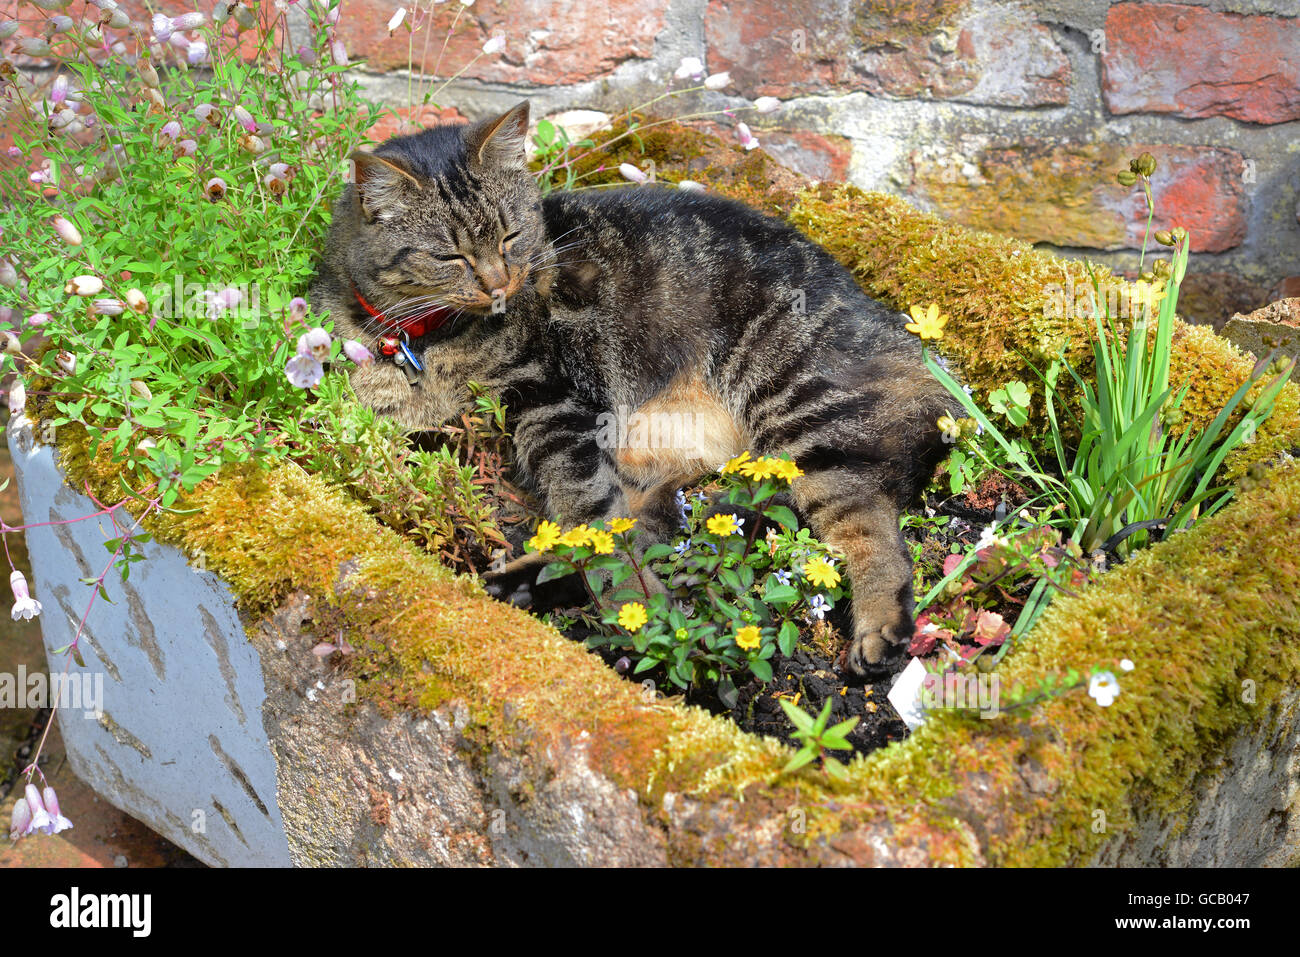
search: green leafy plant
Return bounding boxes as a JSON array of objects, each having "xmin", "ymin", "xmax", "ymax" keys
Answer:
[
  {"xmin": 989, "ymin": 380, "xmax": 1032, "ymax": 428},
  {"xmin": 923, "ymin": 153, "xmax": 1292, "ymax": 564},
  {"xmin": 283, "ymin": 374, "xmax": 517, "ymax": 572},
  {"xmin": 527, "ymin": 453, "xmax": 846, "ymax": 706},
  {"xmin": 778, "ymin": 698, "xmax": 859, "ymax": 780},
  {"xmin": 2, "ymin": 2, "xmax": 382, "ymax": 506},
  {"xmin": 530, "ymin": 117, "xmax": 596, "ymax": 195}
]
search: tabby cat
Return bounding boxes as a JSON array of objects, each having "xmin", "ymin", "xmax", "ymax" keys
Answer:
[{"xmin": 310, "ymin": 101, "xmax": 950, "ymax": 676}]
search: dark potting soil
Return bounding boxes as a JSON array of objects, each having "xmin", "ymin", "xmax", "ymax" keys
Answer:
[{"xmin": 522, "ymin": 474, "xmax": 1030, "ymax": 763}]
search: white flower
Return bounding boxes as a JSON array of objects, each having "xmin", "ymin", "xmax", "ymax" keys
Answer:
[
  {"xmin": 1120, "ymin": 658, "xmax": 1134, "ymax": 672},
  {"xmin": 1088, "ymin": 671, "xmax": 1120, "ymax": 707},
  {"xmin": 16, "ymin": 37, "xmax": 51, "ymax": 56},
  {"xmin": 172, "ymin": 11, "xmax": 205, "ymax": 30},
  {"xmin": 285, "ymin": 355, "xmax": 324, "ymax": 389},
  {"xmin": 975, "ymin": 524, "xmax": 1006, "ymax": 552},
  {"xmin": 125, "ymin": 288, "xmax": 149, "ymax": 313},
  {"xmin": 91, "ymin": 298, "xmax": 124, "ymax": 316},
  {"xmin": 674, "ymin": 56, "xmax": 704, "ymax": 80},
  {"xmin": 703, "ymin": 71, "xmax": 730, "ymax": 89},
  {"xmin": 40, "ymin": 786, "xmax": 73, "ymax": 834},
  {"xmin": 55, "ymin": 352, "xmax": 76, "ymax": 375},
  {"xmin": 342, "ymin": 339, "xmax": 373, "ymax": 367},
  {"xmin": 232, "ymin": 104, "xmax": 256, "ymax": 133},
  {"xmin": 10, "ymin": 570, "xmax": 42, "ymax": 621},
  {"xmin": 297, "ymin": 326, "xmax": 331, "ymax": 361},
  {"xmin": 676, "ymin": 179, "xmax": 704, "ymax": 192},
  {"xmin": 482, "ymin": 35, "xmax": 504, "ymax": 55},
  {"xmin": 331, "ymin": 38, "xmax": 349, "ymax": 67},
  {"xmin": 736, "ymin": 122, "xmax": 759, "ymax": 151},
  {"xmin": 754, "ymin": 96, "xmax": 780, "ymax": 114},
  {"xmin": 8, "ymin": 380, "xmax": 25, "ymax": 416},
  {"xmin": 24, "ymin": 785, "xmax": 52, "ymax": 834},
  {"xmin": 387, "ymin": 7, "xmax": 407, "ymax": 33},
  {"xmin": 65, "ymin": 275, "xmax": 103, "ymax": 296},
  {"xmin": 204, "ymin": 287, "xmax": 242, "ymax": 319},
  {"xmin": 51, "ymin": 215, "xmax": 81, "ymax": 246},
  {"xmin": 618, "ymin": 163, "xmax": 648, "ymax": 184},
  {"xmin": 151, "ymin": 13, "xmax": 172, "ymax": 42}
]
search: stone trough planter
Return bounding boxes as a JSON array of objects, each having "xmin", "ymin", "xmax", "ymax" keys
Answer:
[{"xmin": 12, "ymin": 132, "xmax": 1300, "ymax": 867}]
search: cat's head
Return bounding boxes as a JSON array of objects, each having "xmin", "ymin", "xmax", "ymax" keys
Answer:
[{"xmin": 339, "ymin": 101, "xmax": 545, "ymax": 318}]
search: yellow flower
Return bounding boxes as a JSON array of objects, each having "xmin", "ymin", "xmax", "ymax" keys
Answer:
[
  {"xmin": 609, "ymin": 517, "xmax": 637, "ymax": 534},
  {"xmin": 559, "ymin": 524, "xmax": 593, "ymax": 548},
  {"xmin": 618, "ymin": 602, "xmax": 648, "ymax": 633},
  {"xmin": 803, "ymin": 557, "xmax": 841, "ymax": 589},
  {"xmin": 937, "ymin": 415, "xmax": 961, "ymax": 444},
  {"xmin": 589, "ymin": 530, "xmax": 615, "ymax": 554},
  {"xmin": 734, "ymin": 624, "xmax": 761, "ymax": 650},
  {"xmin": 527, "ymin": 520, "xmax": 561, "ymax": 552},
  {"xmin": 721, "ymin": 451, "xmax": 753, "ymax": 474},
  {"xmin": 771, "ymin": 458, "xmax": 803, "ymax": 483},
  {"xmin": 706, "ymin": 513, "xmax": 742, "ymax": 536},
  {"xmin": 905, "ymin": 303, "xmax": 948, "ymax": 340},
  {"xmin": 740, "ymin": 456, "xmax": 780, "ymax": 481}
]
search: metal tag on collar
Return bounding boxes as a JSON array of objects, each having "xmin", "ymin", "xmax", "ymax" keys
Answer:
[{"xmin": 398, "ymin": 338, "xmax": 424, "ymax": 373}]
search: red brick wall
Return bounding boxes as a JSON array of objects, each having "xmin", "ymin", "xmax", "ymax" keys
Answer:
[
  {"xmin": 331, "ymin": 0, "xmax": 1300, "ymax": 323},
  {"xmin": 5, "ymin": 0, "xmax": 1295, "ymax": 323}
]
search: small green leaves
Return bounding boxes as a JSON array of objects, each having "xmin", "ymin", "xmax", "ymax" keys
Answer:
[
  {"xmin": 778, "ymin": 698, "xmax": 859, "ymax": 778},
  {"xmin": 989, "ymin": 380, "xmax": 1032, "ymax": 427}
]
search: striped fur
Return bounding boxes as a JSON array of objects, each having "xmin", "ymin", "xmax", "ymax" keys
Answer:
[{"xmin": 310, "ymin": 101, "xmax": 951, "ymax": 675}]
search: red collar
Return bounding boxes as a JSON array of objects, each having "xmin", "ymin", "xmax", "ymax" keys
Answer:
[{"xmin": 352, "ymin": 286, "xmax": 454, "ymax": 339}]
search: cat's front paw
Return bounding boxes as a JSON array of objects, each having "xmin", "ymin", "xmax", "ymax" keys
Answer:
[
  {"xmin": 843, "ymin": 598, "xmax": 913, "ymax": 679},
  {"xmin": 349, "ymin": 361, "xmax": 411, "ymax": 417}
]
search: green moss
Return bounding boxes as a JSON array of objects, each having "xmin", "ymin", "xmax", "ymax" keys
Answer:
[
  {"xmin": 785, "ymin": 183, "xmax": 1300, "ymax": 478},
  {"xmin": 854, "ymin": 0, "xmax": 968, "ymax": 42},
  {"xmin": 37, "ymin": 129, "xmax": 1300, "ymax": 865}
]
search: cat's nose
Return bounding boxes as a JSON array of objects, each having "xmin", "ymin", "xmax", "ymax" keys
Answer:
[{"xmin": 478, "ymin": 260, "xmax": 509, "ymax": 294}]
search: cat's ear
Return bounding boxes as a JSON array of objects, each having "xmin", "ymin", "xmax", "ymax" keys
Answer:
[
  {"xmin": 465, "ymin": 101, "xmax": 530, "ymax": 171},
  {"xmin": 350, "ymin": 150, "xmax": 421, "ymax": 223}
]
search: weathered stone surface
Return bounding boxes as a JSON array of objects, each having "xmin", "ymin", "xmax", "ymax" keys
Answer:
[
  {"xmin": 704, "ymin": 0, "xmax": 1069, "ymax": 105},
  {"xmin": 1093, "ymin": 691, "xmax": 1300, "ymax": 867},
  {"xmin": 1176, "ymin": 271, "xmax": 1267, "ymax": 331},
  {"xmin": 1221, "ymin": 298, "xmax": 1300, "ymax": 362},
  {"xmin": 748, "ymin": 128, "xmax": 853, "ymax": 183},
  {"xmin": 687, "ymin": 120, "xmax": 852, "ymax": 182},
  {"xmin": 1102, "ymin": 3, "xmax": 1300, "ymax": 125},
  {"xmin": 366, "ymin": 104, "xmax": 465, "ymax": 141},
  {"xmin": 337, "ymin": 0, "xmax": 669, "ymax": 84},
  {"xmin": 909, "ymin": 140, "xmax": 1247, "ymax": 252},
  {"xmin": 7, "ymin": 418, "xmax": 291, "ymax": 867},
  {"xmin": 1269, "ymin": 276, "xmax": 1300, "ymax": 302}
]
